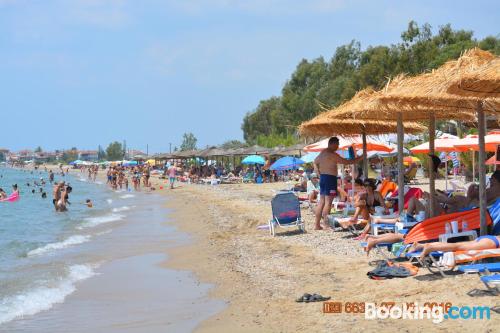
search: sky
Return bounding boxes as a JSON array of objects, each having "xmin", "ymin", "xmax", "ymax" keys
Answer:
[{"xmin": 1, "ymin": 0, "xmax": 498, "ymax": 153}]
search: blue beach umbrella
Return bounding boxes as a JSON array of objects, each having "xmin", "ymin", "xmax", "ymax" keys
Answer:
[
  {"xmin": 242, "ymin": 155, "xmax": 265, "ymax": 165},
  {"xmin": 270, "ymin": 156, "xmax": 304, "ymax": 171},
  {"xmin": 301, "ymin": 152, "xmax": 319, "ymax": 163}
]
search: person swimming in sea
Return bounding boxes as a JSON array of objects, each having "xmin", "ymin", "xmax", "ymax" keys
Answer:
[
  {"xmin": 0, "ymin": 188, "xmax": 7, "ymax": 199},
  {"xmin": 85, "ymin": 199, "xmax": 93, "ymax": 208}
]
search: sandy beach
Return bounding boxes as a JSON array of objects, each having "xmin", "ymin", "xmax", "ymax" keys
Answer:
[{"xmin": 149, "ymin": 176, "xmax": 499, "ymax": 332}]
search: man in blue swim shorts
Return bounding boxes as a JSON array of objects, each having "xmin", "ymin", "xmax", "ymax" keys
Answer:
[{"xmin": 313, "ymin": 137, "xmax": 363, "ymax": 230}]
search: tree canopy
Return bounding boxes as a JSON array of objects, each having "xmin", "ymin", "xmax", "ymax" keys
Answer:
[
  {"xmin": 180, "ymin": 132, "xmax": 198, "ymax": 151},
  {"xmin": 106, "ymin": 141, "xmax": 124, "ymax": 161},
  {"xmin": 242, "ymin": 21, "xmax": 499, "ymax": 144}
]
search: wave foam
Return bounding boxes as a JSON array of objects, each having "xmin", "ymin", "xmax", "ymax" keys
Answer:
[
  {"xmin": 0, "ymin": 264, "xmax": 97, "ymax": 325},
  {"xmin": 112, "ymin": 206, "xmax": 131, "ymax": 213},
  {"xmin": 77, "ymin": 214, "xmax": 124, "ymax": 229},
  {"xmin": 106, "ymin": 199, "xmax": 113, "ymax": 205},
  {"xmin": 119, "ymin": 194, "xmax": 135, "ymax": 199},
  {"xmin": 28, "ymin": 235, "xmax": 91, "ymax": 256}
]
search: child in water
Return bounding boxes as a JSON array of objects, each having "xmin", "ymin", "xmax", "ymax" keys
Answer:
[{"xmin": 85, "ymin": 199, "xmax": 93, "ymax": 208}]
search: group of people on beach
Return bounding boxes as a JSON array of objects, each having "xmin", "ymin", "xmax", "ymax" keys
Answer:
[{"xmin": 308, "ymin": 136, "xmax": 500, "ymax": 270}]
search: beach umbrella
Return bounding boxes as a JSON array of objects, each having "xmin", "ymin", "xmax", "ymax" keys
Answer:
[
  {"xmin": 454, "ymin": 131, "xmax": 500, "ymax": 152},
  {"xmin": 241, "ymin": 155, "xmax": 265, "ymax": 165},
  {"xmin": 409, "ymin": 134, "xmax": 460, "ymax": 154},
  {"xmin": 299, "ymin": 88, "xmax": 425, "ymax": 177},
  {"xmin": 444, "ymin": 50, "xmax": 500, "ymax": 235},
  {"xmin": 485, "ymin": 155, "xmax": 500, "ymax": 165},
  {"xmin": 403, "ymin": 156, "xmax": 421, "ymax": 165},
  {"xmin": 330, "ymin": 48, "xmax": 498, "ymax": 220},
  {"xmin": 303, "ymin": 135, "xmax": 394, "ymax": 153},
  {"xmin": 270, "ymin": 156, "xmax": 304, "ymax": 171},
  {"xmin": 301, "ymin": 152, "xmax": 320, "ymax": 163}
]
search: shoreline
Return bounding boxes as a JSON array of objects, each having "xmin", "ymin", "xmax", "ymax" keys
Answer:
[
  {"xmin": 4, "ymin": 165, "xmax": 499, "ymax": 331},
  {"xmin": 0, "ymin": 167, "xmax": 225, "ymax": 332}
]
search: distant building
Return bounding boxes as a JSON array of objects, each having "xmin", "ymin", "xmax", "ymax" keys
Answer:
[
  {"xmin": 17, "ymin": 149, "xmax": 36, "ymax": 162},
  {"xmin": 78, "ymin": 150, "xmax": 98, "ymax": 161},
  {"xmin": 126, "ymin": 149, "xmax": 146, "ymax": 160},
  {"xmin": 34, "ymin": 151, "xmax": 58, "ymax": 163}
]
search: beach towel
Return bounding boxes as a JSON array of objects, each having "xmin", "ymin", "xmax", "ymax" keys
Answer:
[
  {"xmin": 391, "ymin": 187, "xmax": 423, "ymax": 211},
  {"xmin": 367, "ymin": 260, "xmax": 418, "ymax": 280},
  {"xmin": 379, "ymin": 179, "xmax": 397, "ymax": 197}
]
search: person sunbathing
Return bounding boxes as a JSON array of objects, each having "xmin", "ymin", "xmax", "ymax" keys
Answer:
[
  {"xmin": 407, "ymin": 183, "xmax": 480, "ymax": 219},
  {"xmin": 348, "ymin": 179, "xmax": 384, "ymax": 224},
  {"xmin": 306, "ymin": 173, "xmax": 320, "ymax": 204},
  {"xmin": 364, "ymin": 233, "xmax": 406, "ymax": 255},
  {"xmin": 412, "ymin": 235, "xmax": 500, "ymax": 259}
]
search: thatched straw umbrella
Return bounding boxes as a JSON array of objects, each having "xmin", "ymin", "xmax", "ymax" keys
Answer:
[
  {"xmin": 300, "ymin": 88, "xmax": 428, "ymax": 209},
  {"xmin": 334, "ymin": 48, "xmax": 498, "ymax": 225},
  {"xmin": 299, "ymin": 89, "xmax": 426, "ymax": 178},
  {"xmin": 443, "ymin": 51, "xmax": 500, "ymax": 234}
]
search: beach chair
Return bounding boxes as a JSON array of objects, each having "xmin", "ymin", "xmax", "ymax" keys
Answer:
[
  {"xmin": 406, "ymin": 201, "xmax": 500, "ymax": 276},
  {"xmin": 404, "ymin": 167, "xmax": 418, "ymax": 184},
  {"xmin": 457, "ymin": 262, "xmax": 500, "ymax": 274},
  {"xmin": 268, "ymin": 192, "xmax": 305, "ymax": 236},
  {"xmin": 480, "ymin": 274, "xmax": 500, "ymax": 294},
  {"xmin": 242, "ymin": 172, "xmax": 254, "ymax": 183}
]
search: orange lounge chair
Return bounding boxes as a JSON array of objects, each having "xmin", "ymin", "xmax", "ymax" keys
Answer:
[{"xmin": 404, "ymin": 208, "xmax": 493, "ymax": 245}]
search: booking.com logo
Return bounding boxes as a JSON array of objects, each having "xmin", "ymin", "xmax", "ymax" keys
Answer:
[{"xmin": 365, "ymin": 303, "xmax": 490, "ymax": 323}]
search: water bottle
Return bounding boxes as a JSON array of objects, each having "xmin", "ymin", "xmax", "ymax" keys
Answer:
[
  {"xmin": 462, "ymin": 220, "xmax": 468, "ymax": 232},
  {"xmin": 445, "ymin": 222, "xmax": 451, "ymax": 235}
]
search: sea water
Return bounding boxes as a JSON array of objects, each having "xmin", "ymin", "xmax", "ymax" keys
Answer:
[{"xmin": 0, "ymin": 167, "xmax": 225, "ymax": 332}]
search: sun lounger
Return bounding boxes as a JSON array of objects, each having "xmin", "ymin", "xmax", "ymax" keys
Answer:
[
  {"xmin": 403, "ymin": 208, "xmax": 493, "ymax": 245},
  {"xmin": 268, "ymin": 192, "xmax": 305, "ymax": 236},
  {"xmin": 416, "ymin": 248, "xmax": 500, "ymax": 277},
  {"xmin": 457, "ymin": 262, "xmax": 500, "ymax": 274},
  {"xmin": 480, "ymin": 274, "xmax": 500, "ymax": 294}
]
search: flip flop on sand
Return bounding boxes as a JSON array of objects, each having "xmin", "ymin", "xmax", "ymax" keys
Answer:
[{"xmin": 295, "ymin": 293, "xmax": 331, "ymax": 303}]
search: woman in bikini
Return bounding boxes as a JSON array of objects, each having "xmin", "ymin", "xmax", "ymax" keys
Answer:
[{"xmin": 414, "ymin": 235, "xmax": 500, "ymax": 258}]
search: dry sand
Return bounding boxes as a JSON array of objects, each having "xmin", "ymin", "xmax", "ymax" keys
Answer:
[{"xmin": 148, "ymin": 178, "xmax": 499, "ymax": 333}]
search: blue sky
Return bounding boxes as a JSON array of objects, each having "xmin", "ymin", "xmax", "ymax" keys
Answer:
[{"xmin": 1, "ymin": 0, "xmax": 498, "ymax": 153}]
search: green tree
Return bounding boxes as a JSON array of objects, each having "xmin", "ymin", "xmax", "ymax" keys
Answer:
[
  {"xmin": 220, "ymin": 140, "xmax": 247, "ymax": 149},
  {"xmin": 62, "ymin": 148, "xmax": 78, "ymax": 163},
  {"xmin": 35, "ymin": 146, "xmax": 43, "ymax": 153},
  {"xmin": 241, "ymin": 20, "xmax": 499, "ymax": 143},
  {"xmin": 180, "ymin": 132, "xmax": 197, "ymax": 151},
  {"xmin": 106, "ymin": 141, "xmax": 124, "ymax": 160},
  {"xmin": 97, "ymin": 145, "xmax": 107, "ymax": 161}
]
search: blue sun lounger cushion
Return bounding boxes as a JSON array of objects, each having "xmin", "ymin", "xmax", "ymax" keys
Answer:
[{"xmin": 457, "ymin": 262, "xmax": 500, "ymax": 274}]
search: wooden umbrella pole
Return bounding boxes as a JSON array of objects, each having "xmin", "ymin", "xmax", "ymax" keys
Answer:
[
  {"xmin": 477, "ymin": 101, "xmax": 487, "ymax": 236},
  {"xmin": 362, "ymin": 131, "xmax": 368, "ymax": 180},
  {"xmin": 397, "ymin": 113, "xmax": 405, "ymax": 217},
  {"xmin": 429, "ymin": 114, "xmax": 436, "ymax": 218},
  {"xmin": 472, "ymin": 151, "xmax": 475, "ymax": 182}
]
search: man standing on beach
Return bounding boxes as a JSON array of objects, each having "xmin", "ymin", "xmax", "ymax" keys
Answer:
[
  {"xmin": 313, "ymin": 137, "xmax": 362, "ymax": 230},
  {"xmin": 168, "ymin": 163, "xmax": 176, "ymax": 189}
]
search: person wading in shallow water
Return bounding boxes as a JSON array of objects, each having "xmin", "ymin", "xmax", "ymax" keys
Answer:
[{"xmin": 313, "ymin": 137, "xmax": 362, "ymax": 230}]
